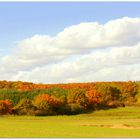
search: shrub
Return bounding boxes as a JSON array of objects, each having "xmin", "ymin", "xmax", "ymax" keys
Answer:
[
  {"xmin": 86, "ymin": 89, "xmax": 101, "ymax": 109},
  {"xmin": 120, "ymin": 81, "xmax": 138, "ymax": 105},
  {"xmin": 14, "ymin": 98, "xmax": 35, "ymax": 115},
  {"xmin": 33, "ymin": 94, "xmax": 63, "ymax": 115},
  {"xmin": 97, "ymin": 84, "xmax": 122, "ymax": 107},
  {"xmin": 67, "ymin": 88, "xmax": 89, "ymax": 109},
  {"xmin": 68, "ymin": 103, "xmax": 85, "ymax": 114},
  {"xmin": 107, "ymin": 100, "xmax": 125, "ymax": 108},
  {"xmin": 0, "ymin": 99, "xmax": 13, "ymax": 115}
]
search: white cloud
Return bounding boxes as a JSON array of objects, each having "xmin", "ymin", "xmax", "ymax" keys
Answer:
[
  {"xmin": 1, "ymin": 17, "xmax": 140, "ymax": 83},
  {"xmin": 10, "ymin": 43, "xmax": 140, "ymax": 83}
]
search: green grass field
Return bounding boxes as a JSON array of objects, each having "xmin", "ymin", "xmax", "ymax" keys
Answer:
[{"xmin": 0, "ymin": 106, "xmax": 140, "ymax": 138}]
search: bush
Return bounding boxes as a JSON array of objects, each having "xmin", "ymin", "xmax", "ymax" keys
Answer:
[
  {"xmin": 107, "ymin": 100, "xmax": 125, "ymax": 108},
  {"xmin": 86, "ymin": 89, "xmax": 101, "ymax": 109},
  {"xmin": 97, "ymin": 85, "xmax": 122, "ymax": 106},
  {"xmin": 120, "ymin": 81, "xmax": 138, "ymax": 105},
  {"xmin": 33, "ymin": 94, "xmax": 63, "ymax": 115},
  {"xmin": 67, "ymin": 88, "xmax": 89, "ymax": 109},
  {"xmin": 68, "ymin": 103, "xmax": 85, "ymax": 114},
  {"xmin": 14, "ymin": 99, "xmax": 35, "ymax": 115},
  {"xmin": 0, "ymin": 99, "xmax": 13, "ymax": 115}
]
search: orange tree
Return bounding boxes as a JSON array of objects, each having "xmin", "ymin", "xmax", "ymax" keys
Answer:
[
  {"xmin": 33, "ymin": 94, "xmax": 63, "ymax": 115},
  {"xmin": 86, "ymin": 89, "xmax": 101, "ymax": 109},
  {"xmin": 0, "ymin": 99, "xmax": 13, "ymax": 115}
]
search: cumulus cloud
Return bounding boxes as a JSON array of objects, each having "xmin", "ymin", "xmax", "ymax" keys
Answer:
[
  {"xmin": 10, "ymin": 43, "xmax": 140, "ymax": 83},
  {"xmin": 1, "ymin": 17, "xmax": 140, "ymax": 83}
]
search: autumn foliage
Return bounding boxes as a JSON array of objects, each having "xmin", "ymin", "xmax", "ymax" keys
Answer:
[
  {"xmin": 0, "ymin": 80, "xmax": 139, "ymax": 115},
  {"xmin": 33, "ymin": 94, "xmax": 63, "ymax": 115},
  {"xmin": 0, "ymin": 99, "xmax": 13, "ymax": 115}
]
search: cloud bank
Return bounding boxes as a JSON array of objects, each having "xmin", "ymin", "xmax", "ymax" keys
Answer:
[{"xmin": 1, "ymin": 17, "xmax": 140, "ymax": 83}]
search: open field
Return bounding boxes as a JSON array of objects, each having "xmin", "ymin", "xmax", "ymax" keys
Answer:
[{"xmin": 0, "ymin": 106, "xmax": 140, "ymax": 138}]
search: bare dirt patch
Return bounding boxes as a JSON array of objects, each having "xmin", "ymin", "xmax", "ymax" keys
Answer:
[{"xmin": 82, "ymin": 124, "xmax": 140, "ymax": 129}]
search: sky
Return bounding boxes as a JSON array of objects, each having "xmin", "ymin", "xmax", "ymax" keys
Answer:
[{"xmin": 0, "ymin": 2, "xmax": 140, "ymax": 83}]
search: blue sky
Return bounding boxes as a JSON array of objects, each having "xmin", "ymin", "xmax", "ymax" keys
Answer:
[
  {"xmin": 1, "ymin": 2, "xmax": 140, "ymax": 83},
  {"xmin": 1, "ymin": 2, "xmax": 140, "ymax": 55}
]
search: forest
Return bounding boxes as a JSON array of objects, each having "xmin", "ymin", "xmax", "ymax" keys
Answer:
[{"xmin": 0, "ymin": 80, "xmax": 140, "ymax": 116}]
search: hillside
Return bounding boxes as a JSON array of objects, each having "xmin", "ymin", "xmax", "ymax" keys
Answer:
[{"xmin": 0, "ymin": 80, "xmax": 140, "ymax": 116}]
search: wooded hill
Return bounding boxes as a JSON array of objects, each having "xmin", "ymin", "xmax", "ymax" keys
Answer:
[{"xmin": 0, "ymin": 80, "xmax": 140, "ymax": 116}]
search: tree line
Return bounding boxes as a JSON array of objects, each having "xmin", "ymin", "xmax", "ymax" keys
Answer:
[{"xmin": 0, "ymin": 80, "xmax": 139, "ymax": 116}]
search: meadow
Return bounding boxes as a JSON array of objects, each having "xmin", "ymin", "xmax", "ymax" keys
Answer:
[{"xmin": 0, "ymin": 106, "xmax": 140, "ymax": 138}]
